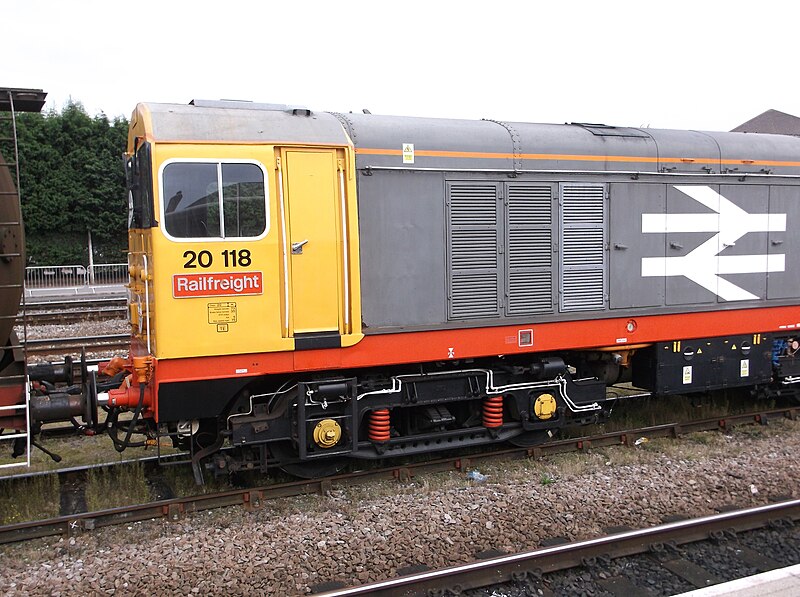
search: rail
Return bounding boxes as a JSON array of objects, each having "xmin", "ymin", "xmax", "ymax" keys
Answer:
[
  {"xmin": 25, "ymin": 263, "xmax": 127, "ymax": 289},
  {"xmin": 22, "ymin": 298, "xmax": 127, "ymax": 325},
  {"xmin": 24, "ymin": 334, "xmax": 130, "ymax": 356}
]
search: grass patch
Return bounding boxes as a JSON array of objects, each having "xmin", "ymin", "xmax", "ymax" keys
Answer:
[
  {"xmin": 539, "ymin": 472, "xmax": 557, "ymax": 485},
  {"xmin": 685, "ymin": 431, "xmax": 721, "ymax": 446},
  {"xmin": 157, "ymin": 463, "xmax": 233, "ymax": 498},
  {"xmin": 545, "ymin": 452, "xmax": 596, "ymax": 478},
  {"xmin": 594, "ymin": 445, "xmax": 651, "ymax": 467},
  {"xmin": 731, "ymin": 422, "xmax": 777, "ymax": 439},
  {"xmin": 605, "ymin": 393, "xmax": 733, "ymax": 430},
  {"xmin": 85, "ymin": 463, "xmax": 149, "ymax": 511},
  {"xmin": 563, "ymin": 388, "xmax": 770, "ymax": 440},
  {"xmin": 0, "ymin": 475, "xmax": 59, "ymax": 523}
]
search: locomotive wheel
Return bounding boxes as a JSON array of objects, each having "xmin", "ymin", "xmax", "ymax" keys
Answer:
[
  {"xmin": 270, "ymin": 442, "xmax": 348, "ymax": 479},
  {"xmin": 508, "ymin": 429, "xmax": 553, "ymax": 448}
]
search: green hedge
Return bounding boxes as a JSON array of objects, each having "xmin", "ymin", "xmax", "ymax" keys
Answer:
[{"xmin": 14, "ymin": 101, "xmax": 129, "ymax": 265}]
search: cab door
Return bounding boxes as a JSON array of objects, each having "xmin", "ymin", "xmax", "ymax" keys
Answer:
[{"xmin": 282, "ymin": 149, "xmax": 342, "ymax": 337}]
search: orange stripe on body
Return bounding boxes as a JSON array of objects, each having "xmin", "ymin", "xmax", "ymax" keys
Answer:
[
  {"xmin": 355, "ymin": 147, "xmax": 800, "ymax": 168},
  {"xmin": 357, "ymin": 147, "xmax": 666, "ymax": 163}
]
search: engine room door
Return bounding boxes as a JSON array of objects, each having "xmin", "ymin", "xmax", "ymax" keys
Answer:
[{"xmin": 282, "ymin": 149, "xmax": 341, "ymax": 335}]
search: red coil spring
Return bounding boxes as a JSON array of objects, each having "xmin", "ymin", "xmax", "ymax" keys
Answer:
[
  {"xmin": 368, "ymin": 408, "xmax": 391, "ymax": 442},
  {"xmin": 482, "ymin": 395, "xmax": 504, "ymax": 428}
]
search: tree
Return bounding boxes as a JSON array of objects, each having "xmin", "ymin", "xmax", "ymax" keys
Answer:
[{"xmin": 14, "ymin": 101, "xmax": 128, "ymax": 265}]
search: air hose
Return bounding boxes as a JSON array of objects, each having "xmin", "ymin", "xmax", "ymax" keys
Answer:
[{"xmin": 108, "ymin": 382, "xmax": 147, "ymax": 451}]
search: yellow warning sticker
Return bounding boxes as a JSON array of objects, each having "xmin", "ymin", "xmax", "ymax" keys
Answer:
[
  {"xmin": 740, "ymin": 359, "xmax": 749, "ymax": 377},
  {"xmin": 402, "ymin": 143, "xmax": 414, "ymax": 164},
  {"xmin": 682, "ymin": 365, "xmax": 693, "ymax": 385}
]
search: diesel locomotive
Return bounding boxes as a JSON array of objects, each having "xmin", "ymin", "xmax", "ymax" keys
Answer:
[{"xmin": 7, "ymin": 98, "xmax": 800, "ymax": 480}]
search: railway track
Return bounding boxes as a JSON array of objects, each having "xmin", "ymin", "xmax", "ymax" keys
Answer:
[
  {"xmin": 316, "ymin": 499, "xmax": 800, "ymax": 596},
  {"xmin": 20, "ymin": 297, "xmax": 127, "ymax": 326},
  {"xmin": 17, "ymin": 296, "xmax": 129, "ymax": 356},
  {"xmin": 23, "ymin": 333, "xmax": 129, "ymax": 357},
  {"xmin": 0, "ymin": 405, "xmax": 797, "ymax": 546}
]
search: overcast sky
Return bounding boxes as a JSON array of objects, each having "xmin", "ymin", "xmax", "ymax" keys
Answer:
[{"xmin": 7, "ymin": 1, "xmax": 799, "ymax": 132}]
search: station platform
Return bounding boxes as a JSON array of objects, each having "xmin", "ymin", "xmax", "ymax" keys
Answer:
[{"xmin": 24, "ymin": 284, "xmax": 126, "ymax": 301}]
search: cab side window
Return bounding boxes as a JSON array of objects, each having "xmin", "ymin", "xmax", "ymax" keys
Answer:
[
  {"xmin": 162, "ymin": 162, "xmax": 266, "ymax": 239},
  {"xmin": 222, "ymin": 163, "xmax": 267, "ymax": 238},
  {"xmin": 126, "ymin": 141, "xmax": 155, "ymax": 229}
]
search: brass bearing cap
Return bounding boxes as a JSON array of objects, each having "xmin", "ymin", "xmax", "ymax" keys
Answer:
[
  {"xmin": 534, "ymin": 393, "xmax": 557, "ymax": 420},
  {"xmin": 313, "ymin": 419, "xmax": 342, "ymax": 448}
]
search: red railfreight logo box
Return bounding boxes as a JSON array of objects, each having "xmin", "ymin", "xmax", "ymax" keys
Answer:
[{"xmin": 173, "ymin": 272, "xmax": 263, "ymax": 298}]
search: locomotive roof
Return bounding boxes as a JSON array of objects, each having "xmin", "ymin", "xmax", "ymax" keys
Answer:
[
  {"xmin": 139, "ymin": 102, "xmax": 351, "ymax": 146},
  {"xmin": 136, "ymin": 102, "xmax": 800, "ymax": 175}
]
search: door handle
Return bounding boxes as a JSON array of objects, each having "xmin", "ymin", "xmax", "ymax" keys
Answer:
[
  {"xmin": 291, "ymin": 239, "xmax": 309, "ymax": 254},
  {"xmin": 669, "ymin": 241, "xmax": 684, "ymax": 250}
]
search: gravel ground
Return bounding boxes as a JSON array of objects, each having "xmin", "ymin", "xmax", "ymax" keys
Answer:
[
  {"xmin": 18, "ymin": 319, "xmax": 130, "ymax": 341},
  {"xmin": 0, "ymin": 419, "xmax": 798, "ymax": 596}
]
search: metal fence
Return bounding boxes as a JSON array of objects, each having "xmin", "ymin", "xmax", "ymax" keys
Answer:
[
  {"xmin": 88, "ymin": 263, "xmax": 129, "ymax": 286},
  {"xmin": 25, "ymin": 264, "xmax": 128, "ymax": 289}
]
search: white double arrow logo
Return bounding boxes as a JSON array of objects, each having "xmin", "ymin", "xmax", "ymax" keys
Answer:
[{"xmin": 641, "ymin": 185, "xmax": 786, "ymax": 301}]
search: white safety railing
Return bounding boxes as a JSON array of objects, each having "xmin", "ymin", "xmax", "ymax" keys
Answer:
[
  {"xmin": 87, "ymin": 263, "xmax": 129, "ymax": 286},
  {"xmin": 25, "ymin": 263, "xmax": 127, "ymax": 289},
  {"xmin": 26, "ymin": 264, "xmax": 87, "ymax": 288}
]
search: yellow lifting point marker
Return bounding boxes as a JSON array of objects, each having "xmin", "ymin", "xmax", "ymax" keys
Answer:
[
  {"xmin": 534, "ymin": 393, "xmax": 557, "ymax": 420},
  {"xmin": 313, "ymin": 419, "xmax": 342, "ymax": 448}
]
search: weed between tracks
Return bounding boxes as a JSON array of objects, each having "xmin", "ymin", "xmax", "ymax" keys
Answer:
[
  {"xmin": 0, "ymin": 475, "xmax": 59, "ymax": 524},
  {"xmin": 86, "ymin": 464, "xmax": 149, "ymax": 511},
  {"xmin": 570, "ymin": 389, "xmax": 763, "ymax": 438},
  {"xmin": 84, "ymin": 461, "xmax": 233, "ymax": 512},
  {"xmin": 0, "ymin": 462, "xmax": 239, "ymax": 526}
]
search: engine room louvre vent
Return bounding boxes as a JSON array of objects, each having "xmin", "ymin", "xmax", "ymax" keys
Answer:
[
  {"xmin": 561, "ymin": 185, "xmax": 605, "ymax": 224},
  {"xmin": 508, "ymin": 271, "xmax": 552, "ymax": 314},
  {"xmin": 562, "ymin": 270, "xmax": 605, "ymax": 310},
  {"xmin": 508, "ymin": 229, "xmax": 551, "ymax": 267},
  {"xmin": 562, "ymin": 228, "xmax": 604, "ymax": 266},
  {"xmin": 449, "ymin": 185, "xmax": 497, "ymax": 226},
  {"xmin": 447, "ymin": 182, "xmax": 501, "ymax": 320},
  {"xmin": 451, "ymin": 228, "xmax": 497, "ymax": 269},
  {"xmin": 451, "ymin": 272, "xmax": 500, "ymax": 318},
  {"xmin": 559, "ymin": 183, "xmax": 606, "ymax": 312},
  {"xmin": 506, "ymin": 184, "xmax": 554, "ymax": 315},
  {"xmin": 508, "ymin": 185, "xmax": 551, "ymax": 227}
]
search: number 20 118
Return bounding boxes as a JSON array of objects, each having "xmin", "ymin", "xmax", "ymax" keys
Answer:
[{"xmin": 183, "ymin": 249, "xmax": 252, "ymax": 268}]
